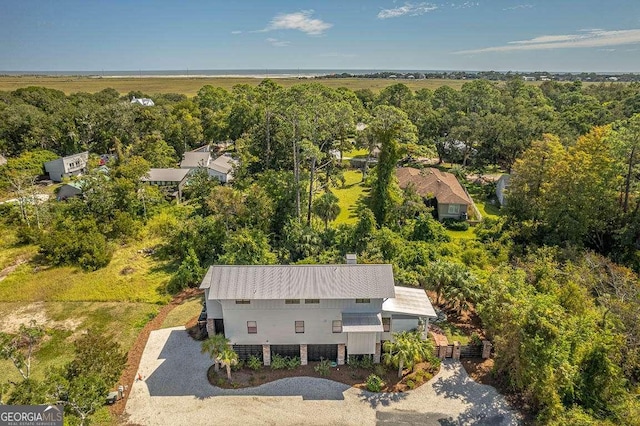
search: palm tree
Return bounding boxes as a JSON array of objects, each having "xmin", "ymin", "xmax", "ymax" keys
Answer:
[
  {"xmin": 383, "ymin": 331, "xmax": 432, "ymax": 378},
  {"xmin": 217, "ymin": 347, "xmax": 239, "ymax": 381},
  {"xmin": 312, "ymin": 191, "xmax": 341, "ymax": 230},
  {"xmin": 201, "ymin": 334, "xmax": 230, "ymax": 372}
]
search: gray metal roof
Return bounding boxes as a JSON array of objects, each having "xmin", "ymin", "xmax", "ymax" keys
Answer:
[
  {"xmin": 209, "ymin": 155, "xmax": 236, "ymax": 174},
  {"xmin": 342, "ymin": 313, "xmax": 384, "ymax": 332},
  {"xmin": 141, "ymin": 168, "xmax": 190, "ymax": 182},
  {"xmin": 382, "ymin": 286, "xmax": 437, "ymax": 318},
  {"xmin": 180, "ymin": 152, "xmax": 210, "ymax": 169},
  {"xmin": 201, "ymin": 264, "xmax": 395, "ymax": 300}
]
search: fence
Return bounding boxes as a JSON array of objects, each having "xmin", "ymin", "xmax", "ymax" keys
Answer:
[{"xmin": 433, "ymin": 342, "xmax": 489, "ymax": 360}]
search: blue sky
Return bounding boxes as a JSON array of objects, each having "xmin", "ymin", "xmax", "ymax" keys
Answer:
[{"xmin": 1, "ymin": 0, "xmax": 639, "ymax": 72}]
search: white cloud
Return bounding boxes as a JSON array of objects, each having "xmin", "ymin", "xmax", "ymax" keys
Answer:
[
  {"xmin": 318, "ymin": 52, "xmax": 357, "ymax": 58},
  {"xmin": 231, "ymin": 30, "xmax": 242, "ymax": 35},
  {"xmin": 503, "ymin": 4, "xmax": 533, "ymax": 11},
  {"xmin": 378, "ymin": 3, "xmax": 438, "ymax": 19},
  {"xmin": 265, "ymin": 10, "xmax": 332, "ymax": 35},
  {"xmin": 266, "ymin": 38, "xmax": 291, "ymax": 47},
  {"xmin": 455, "ymin": 29, "xmax": 640, "ymax": 54},
  {"xmin": 451, "ymin": 2, "xmax": 480, "ymax": 10}
]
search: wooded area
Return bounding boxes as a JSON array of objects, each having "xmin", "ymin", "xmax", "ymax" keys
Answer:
[{"xmin": 2, "ymin": 78, "xmax": 640, "ymax": 425}]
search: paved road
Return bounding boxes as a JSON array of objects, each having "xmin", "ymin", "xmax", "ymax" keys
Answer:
[{"xmin": 125, "ymin": 327, "xmax": 520, "ymax": 426}]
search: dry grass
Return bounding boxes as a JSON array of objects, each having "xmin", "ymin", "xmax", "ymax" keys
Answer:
[
  {"xmin": 0, "ymin": 76, "xmax": 473, "ymax": 96},
  {"xmin": 160, "ymin": 295, "xmax": 202, "ymax": 329}
]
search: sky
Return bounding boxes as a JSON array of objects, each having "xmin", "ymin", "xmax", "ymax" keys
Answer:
[{"xmin": 1, "ymin": 0, "xmax": 640, "ymax": 72}]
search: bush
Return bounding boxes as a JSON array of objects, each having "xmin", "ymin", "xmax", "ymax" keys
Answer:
[
  {"xmin": 443, "ymin": 218, "xmax": 469, "ymax": 231},
  {"xmin": 231, "ymin": 360, "xmax": 244, "ymax": 371},
  {"xmin": 247, "ymin": 355, "xmax": 262, "ymax": 371},
  {"xmin": 406, "ymin": 379, "xmax": 416, "ymax": 389},
  {"xmin": 360, "ymin": 355, "xmax": 374, "ymax": 370},
  {"xmin": 469, "ymin": 332, "xmax": 483, "ymax": 346},
  {"xmin": 286, "ymin": 356, "xmax": 301, "ymax": 370},
  {"xmin": 314, "ymin": 358, "xmax": 331, "ymax": 376},
  {"xmin": 374, "ymin": 364, "xmax": 387, "ymax": 377},
  {"xmin": 270, "ymin": 354, "xmax": 288, "ymax": 370},
  {"xmin": 366, "ymin": 374, "xmax": 384, "ymax": 392}
]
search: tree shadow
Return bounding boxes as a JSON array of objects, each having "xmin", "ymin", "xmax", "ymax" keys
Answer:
[
  {"xmin": 358, "ymin": 389, "xmax": 407, "ymax": 408},
  {"xmin": 143, "ymin": 329, "xmax": 350, "ymax": 401}
]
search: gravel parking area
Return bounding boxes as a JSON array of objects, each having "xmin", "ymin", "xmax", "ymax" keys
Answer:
[{"xmin": 125, "ymin": 327, "xmax": 520, "ymax": 425}]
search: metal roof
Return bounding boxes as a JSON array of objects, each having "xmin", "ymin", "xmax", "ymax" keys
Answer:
[
  {"xmin": 382, "ymin": 286, "xmax": 437, "ymax": 318},
  {"xmin": 201, "ymin": 264, "xmax": 395, "ymax": 300},
  {"xmin": 180, "ymin": 152, "xmax": 211, "ymax": 169},
  {"xmin": 209, "ymin": 155, "xmax": 237, "ymax": 174},
  {"xmin": 141, "ymin": 168, "xmax": 190, "ymax": 182},
  {"xmin": 342, "ymin": 313, "xmax": 384, "ymax": 332}
]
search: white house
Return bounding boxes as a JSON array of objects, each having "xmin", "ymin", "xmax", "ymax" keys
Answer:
[
  {"xmin": 199, "ymin": 259, "xmax": 436, "ymax": 366},
  {"xmin": 180, "ymin": 150, "xmax": 237, "ymax": 183},
  {"xmin": 131, "ymin": 96, "xmax": 155, "ymax": 106},
  {"xmin": 496, "ymin": 174, "xmax": 511, "ymax": 206},
  {"xmin": 44, "ymin": 151, "xmax": 89, "ymax": 182},
  {"xmin": 141, "ymin": 168, "xmax": 190, "ymax": 201}
]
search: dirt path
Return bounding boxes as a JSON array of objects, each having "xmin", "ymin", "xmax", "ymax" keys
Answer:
[{"xmin": 109, "ymin": 288, "xmax": 203, "ymax": 418}]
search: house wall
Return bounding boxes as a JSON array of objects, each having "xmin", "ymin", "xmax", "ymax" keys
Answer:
[
  {"xmin": 347, "ymin": 332, "xmax": 377, "ymax": 355},
  {"xmin": 216, "ymin": 298, "xmax": 382, "ymax": 346},
  {"xmin": 208, "ymin": 169, "xmax": 229, "ymax": 183},
  {"xmin": 44, "ymin": 159, "xmax": 65, "ymax": 182},
  {"xmin": 437, "ymin": 203, "xmax": 468, "ymax": 220}
]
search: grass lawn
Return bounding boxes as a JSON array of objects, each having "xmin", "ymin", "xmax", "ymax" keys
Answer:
[
  {"xmin": 332, "ymin": 169, "xmax": 368, "ymax": 225},
  {"xmin": 445, "ymin": 227, "xmax": 477, "ymax": 240},
  {"xmin": 438, "ymin": 320, "xmax": 471, "ymax": 345},
  {"xmin": 160, "ymin": 295, "xmax": 202, "ymax": 329}
]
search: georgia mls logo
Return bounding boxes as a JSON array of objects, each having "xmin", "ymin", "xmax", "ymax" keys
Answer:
[{"xmin": 0, "ymin": 405, "xmax": 63, "ymax": 426}]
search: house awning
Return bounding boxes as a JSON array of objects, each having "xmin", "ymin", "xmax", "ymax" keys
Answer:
[
  {"xmin": 341, "ymin": 313, "xmax": 384, "ymax": 333},
  {"xmin": 383, "ymin": 286, "xmax": 437, "ymax": 318}
]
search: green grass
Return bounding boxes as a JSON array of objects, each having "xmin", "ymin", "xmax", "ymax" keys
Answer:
[
  {"xmin": 332, "ymin": 170, "xmax": 368, "ymax": 225},
  {"xmin": 161, "ymin": 296, "xmax": 202, "ymax": 329},
  {"xmin": 445, "ymin": 228, "xmax": 477, "ymax": 240},
  {"xmin": 0, "ymin": 236, "xmax": 172, "ymax": 303},
  {"xmin": 341, "ymin": 148, "xmax": 368, "ymax": 158},
  {"xmin": 438, "ymin": 321, "xmax": 471, "ymax": 345}
]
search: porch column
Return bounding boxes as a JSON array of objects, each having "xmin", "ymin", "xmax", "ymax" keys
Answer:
[
  {"xmin": 337, "ymin": 344, "xmax": 346, "ymax": 365},
  {"xmin": 262, "ymin": 344, "xmax": 271, "ymax": 366},
  {"xmin": 206, "ymin": 319, "xmax": 215, "ymax": 336},
  {"xmin": 452, "ymin": 341, "xmax": 461, "ymax": 361},
  {"xmin": 300, "ymin": 344, "xmax": 308, "ymax": 366},
  {"xmin": 374, "ymin": 342, "xmax": 381, "ymax": 364},
  {"xmin": 438, "ymin": 344, "xmax": 448, "ymax": 360},
  {"xmin": 482, "ymin": 340, "xmax": 492, "ymax": 359}
]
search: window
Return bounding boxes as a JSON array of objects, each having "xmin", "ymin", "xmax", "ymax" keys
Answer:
[
  {"xmin": 285, "ymin": 299, "xmax": 300, "ymax": 304},
  {"xmin": 235, "ymin": 299, "xmax": 251, "ymax": 305},
  {"xmin": 304, "ymin": 299, "xmax": 320, "ymax": 304},
  {"xmin": 382, "ymin": 317, "xmax": 391, "ymax": 332},
  {"xmin": 247, "ymin": 321, "xmax": 257, "ymax": 334},
  {"xmin": 332, "ymin": 320, "xmax": 342, "ymax": 333},
  {"xmin": 355, "ymin": 298, "xmax": 370, "ymax": 304},
  {"xmin": 448, "ymin": 204, "xmax": 460, "ymax": 214},
  {"xmin": 295, "ymin": 321, "xmax": 305, "ymax": 333}
]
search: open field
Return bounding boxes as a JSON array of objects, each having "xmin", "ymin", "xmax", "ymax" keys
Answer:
[
  {"xmin": 0, "ymin": 76, "xmax": 476, "ymax": 96},
  {"xmin": 333, "ymin": 169, "xmax": 368, "ymax": 225}
]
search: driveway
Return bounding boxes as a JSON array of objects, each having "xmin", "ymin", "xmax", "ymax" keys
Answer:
[{"xmin": 125, "ymin": 327, "xmax": 520, "ymax": 425}]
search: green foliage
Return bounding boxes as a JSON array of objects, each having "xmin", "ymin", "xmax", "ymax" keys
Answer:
[
  {"xmin": 286, "ymin": 356, "xmax": 301, "ymax": 370},
  {"xmin": 406, "ymin": 379, "xmax": 416, "ymax": 389},
  {"xmin": 219, "ymin": 228, "xmax": 276, "ymax": 265},
  {"xmin": 65, "ymin": 331, "xmax": 127, "ymax": 386},
  {"xmin": 167, "ymin": 247, "xmax": 205, "ymax": 293},
  {"xmin": 383, "ymin": 331, "xmax": 435, "ymax": 378},
  {"xmin": 247, "ymin": 355, "xmax": 262, "ymax": 371},
  {"xmin": 314, "ymin": 358, "xmax": 331, "ymax": 376},
  {"xmin": 442, "ymin": 218, "xmax": 470, "ymax": 231},
  {"xmin": 270, "ymin": 354, "xmax": 288, "ymax": 370},
  {"xmin": 412, "ymin": 214, "xmax": 450, "ymax": 242},
  {"xmin": 365, "ymin": 374, "xmax": 385, "ymax": 392},
  {"xmin": 7, "ymin": 379, "xmax": 47, "ymax": 405}
]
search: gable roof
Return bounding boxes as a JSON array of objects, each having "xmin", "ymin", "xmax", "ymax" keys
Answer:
[
  {"xmin": 200, "ymin": 264, "xmax": 396, "ymax": 300},
  {"xmin": 383, "ymin": 286, "xmax": 436, "ymax": 318},
  {"xmin": 209, "ymin": 154, "xmax": 236, "ymax": 174},
  {"xmin": 141, "ymin": 168, "xmax": 190, "ymax": 182},
  {"xmin": 180, "ymin": 151, "xmax": 211, "ymax": 169},
  {"xmin": 396, "ymin": 167, "xmax": 471, "ymax": 205}
]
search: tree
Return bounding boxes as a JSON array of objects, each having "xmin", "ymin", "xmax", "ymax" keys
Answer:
[
  {"xmin": 0, "ymin": 321, "xmax": 44, "ymax": 381},
  {"xmin": 219, "ymin": 228, "xmax": 276, "ymax": 265},
  {"xmin": 168, "ymin": 247, "xmax": 205, "ymax": 293},
  {"xmin": 218, "ymin": 346, "xmax": 239, "ymax": 381},
  {"xmin": 312, "ymin": 191, "xmax": 341, "ymax": 230},
  {"xmin": 201, "ymin": 334, "xmax": 230, "ymax": 372},
  {"xmin": 382, "ymin": 331, "xmax": 433, "ymax": 378},
  {"xmin": 128, "ymin": 132, "xmax": 177, "ymax": 168},
  {"xmin": 368, "ymin": 105, "xmax": 417, "ymax": 226}
]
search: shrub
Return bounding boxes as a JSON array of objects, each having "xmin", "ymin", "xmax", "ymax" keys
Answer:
[
  {"xmin": 314, "ymin": 358, "xmax": 331, "ymax": 376},
  {"xmin": 443, "ymin": 218, "xmax": 469, "ymax": 231},
  {"xmin": 286, "ymin": 356, "xmax": 301, "ymax": 370},
  {"xmin": 360, "ymin": 355, "xmax": 374, "ymax": 370},
  {"xmin": 247, "ymin": 355, "xmax": 262, "ymax": 371},
  {"xmin": 231, "ymin": 360, "xmax": 244, "ymax": 371},
  {"xmin": 270, "ymin": 354, "xmax": 288, "ymax": 370},
  {"xmin": 366, "ymin": 374, "xmax": 385, "ymax": 392},
  {"xmin": 374, "ymin": 364, "xmax": 387, "ymax": 377},
  {"xmin": 406, "ymin": 379, "xmax": 416, "ymax": 389},
  {"xmin": 470, "ymin": 332, "xmax": 483, "ymax": 346}
]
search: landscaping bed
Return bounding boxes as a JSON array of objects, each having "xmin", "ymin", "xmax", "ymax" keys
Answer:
[{"xmin": 206, "ymin": 359, "xmax": 440, "ymax": 393}]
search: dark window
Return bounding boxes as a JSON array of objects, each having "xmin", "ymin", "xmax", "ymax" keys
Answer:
[
  {"xmin": 247, "ymin": 321, "xmax": 257, "ymax": 334},
  {"xmin": 382, "ymin": 317, "xmax": 391, "ymax": 332},
  {"xmin": 285, "ymin": 299, "xmax": 300, "ymax": 304},
  {"xmin": 295, "ymin": 321, "xmax": 305, "ymax": 333},
  {"xmin": 304, "ymin": 299, "xmax": 320, "ymax": 304},
  {"xmin": 356, "ymin": 298, "xmax": 370, "ymax": 303},
  {"xmin": 332, "ymin": 320, "xmax": 342, "ymax": 333},
  {"xmin": 235, "ymin": 300, "xmax": 251, "ymax": 305}
]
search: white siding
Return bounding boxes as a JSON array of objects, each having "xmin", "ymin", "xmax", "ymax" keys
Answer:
[
  {"xmin": 347, "ymin": 332, "xmax": 376, "ymax": 354},
  {"xmin": 206, "ymin": 300, "xmax": 223, "ymax": 318}
]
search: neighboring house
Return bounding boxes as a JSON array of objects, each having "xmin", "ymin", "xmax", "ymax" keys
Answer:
[
  {"xmin": 200, "ymin": 257, "xmax": 436, "ymax": 366},
  {"xmin": 131, "ymin": 96, "xmax": 155, "ymax": 106},
  {"xmin": 44, "ymin": 151, "xmax": 89, "ymax": 182},
  {"xmin": 141, "ymin": 168, "xmax": 190, "ymax": 201},
  {"xmin": 496, "ymin": 174, "xmax": 511, "ymax": 206},
  {"xmin": 396, "ymin": 167, "xmax": 472, "ymax": 221},
  {"xmin": 180, "ymin": 149, "xmax": 237, "ymax": 183},
  {"xmin": 57, "ymin": 181, "xmax": 83, "ymax": 200}
]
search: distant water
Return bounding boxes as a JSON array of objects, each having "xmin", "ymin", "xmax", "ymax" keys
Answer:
[{"xmin": 0, "ymin": 69, "xmax": 461, "ymax": 78}]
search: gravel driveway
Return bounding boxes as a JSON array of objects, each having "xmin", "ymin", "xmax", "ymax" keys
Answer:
[{"xmin": 125, "ymin": 327, "xmax": 520, "ymax": 425}]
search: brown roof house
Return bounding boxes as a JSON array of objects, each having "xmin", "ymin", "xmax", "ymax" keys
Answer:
[{"xmin": 396, "ymin": 167, "xmax": 472, "ymax": 221}]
